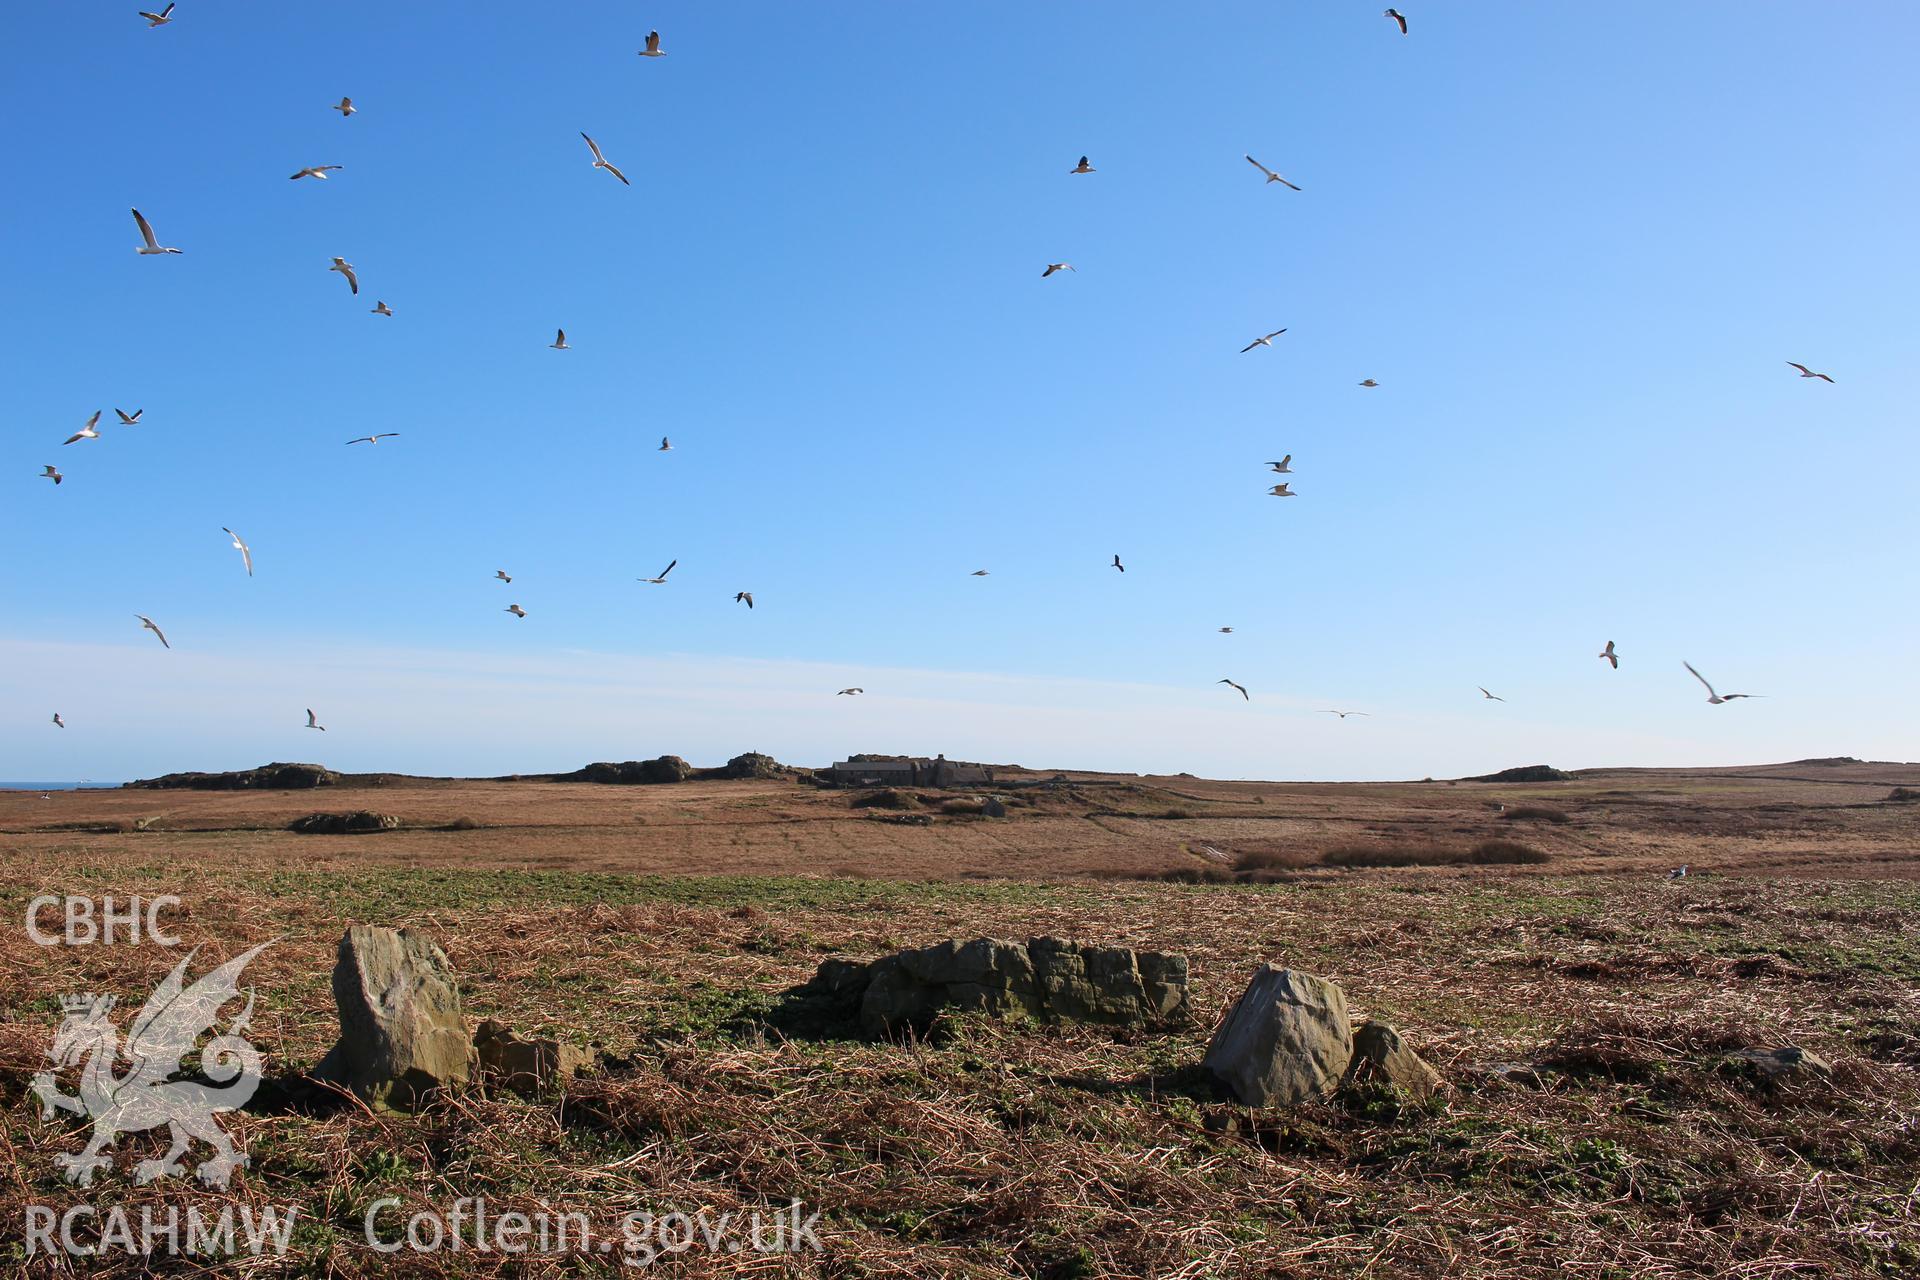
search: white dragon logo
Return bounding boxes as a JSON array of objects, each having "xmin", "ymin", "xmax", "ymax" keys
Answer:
[{"xmin": 30, "ymin": 942, "xmax": 272, "ymax": 1189}]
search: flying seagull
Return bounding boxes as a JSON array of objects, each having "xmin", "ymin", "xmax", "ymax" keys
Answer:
[
  {"xmin": 334, "ymin": 97, "xmax": 355, "ymax": 117},
  {"xmin": 659, "ymin": 437, "xmax": 672, "ymax": 451},
  {"xmin": 305, "ymin": 708, "xmax": 326, "ymax": 732},
  {"xmin": 131, "ymin": 208, "xmax": 181, "ymax": 255},
  {"xmin": 1268, "ymin": 456, "xmax": 1293, "ymax": 473},
  {"xmin": 290, "ymin": 165, "xmax": 343, "ymax": 181},
  {"xmin": 1241, "ymin": 329, "xmax": 1288, "ymax": 352},
  {"xmin": 136, "ymin": 615, "xmax": 170, "ymax": 649},
  {"xmin": 1683, "ymin": 660, "xmax": 1761, "ymax": 704},
  {"xmin": 837, "ymin": 688, "xmax": 864, "ymax": 696},
  {"xmin": 1359, "ymin": 379, "xmax": 1379, "ymax": 387},
  {"xmin": 1070, "ymin": 156, "xmax": 1095, "ymax": 174},
  {"xmin": 1112, "ymin": 555, "xmax": 1125, "ymax": 572},
  {"xmin": 42, "ymin": 465, "xmax": 63, "ymax": 485},
  {"xmin": 640, "ymin": 559, "xmax": 677, "ymax": 584},
  {"xmin": 1599, "ymin": 640, "xmax": 1619, "ymax": 669},
  {"xmin": 1323, "ymin": 710, "xmax": 1371, "ymax": 719},
  {"xmin": 221, "ymin": 527, "xmax": 253, "ymax": 577},
  {"xmin": 638, "ymin": 29, "xmax": 664, "ymax": 57},
  {"xmin": 1268, "ymin": 483, "xmax": 1295, "ymax": 497},
  {"xmin": 495, "ymin": 570, "xmax": 512, "ymax": 584},
  {"xmin": 1042, "ymin": 263, "xmax": 1075, "ymax": 277},
  {"xmin": 1479, "ymin": 687, "xmax": 1505, "ymax": 702},
  {"xmin": 138, "ymin": 4, "xmax": 175, "ymax": 28},
  {"xmin": 346, "ymin": 433, "xmax": 400, "ymax": 445},
  {"xmin": 63, "ymin": 412, "xmax": 103, "ymax": 446},
  {"xmin": 115, "ymin": 409, "xmax": 143, "ymax": 425},
  {"xmin": 970, "ymin": 569, "xmax": 990, "ymax": 576},
  {"xmin": 1786, "ymin": 362, "xmax": 1834, "ymax": 383},
  {"xmin": 551, "ymin": 329, "xmax": 569, "ymax": 350},
  {"xmin": 330, "ymin": 257, "xmax": 358, "ymax": 294},
  {"xmin": 371, "ymin": 300, "xmax": 392, "ymax": 316},
  {"xmin": 53, "ymin": 713, "xmax": 65, "ymax": 728},
  {"xmin": 505, "ymin": 604, "xmax": 527, "ymax": 618},
  {"xmin": 735, "ymin": 591, "xmax": 754, "ymax": 608},
  {"xmin": 1218, "ymin": 627, "xmax": 1234, "ymax": 633},
  {"xmin": 1244, "ymin": 155, "xmax": 1301, "ymax": 190},
  {"xmin": 581, "ymin": 133, "xmax": 631, "ymax": 185},
  {"xmin": 1218, "ymin": 678, "xmax": 1250, "ymax": 701},
  {"xmin": 1385, "ymin": 8, "xmax": 1408, "ymax": 35}
]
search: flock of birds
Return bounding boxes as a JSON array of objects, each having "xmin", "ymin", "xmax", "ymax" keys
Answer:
[{"xmin": 35, "ymin": 7, "xmax": 1823, "ymax": 743}]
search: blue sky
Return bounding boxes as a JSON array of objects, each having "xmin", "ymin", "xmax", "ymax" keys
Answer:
[{"xmin": 4, "ymin": 2, "xmax": 1915, "ymax": 783}]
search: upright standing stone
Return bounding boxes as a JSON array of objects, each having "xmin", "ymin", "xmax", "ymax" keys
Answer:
[
  {"xmin": 314, "ymin": 926, "xmax": 474, "ymax": 1110},
  {"xmin": 1203, "ymin": 966, "xmax": 1353, "ymax": 1107}
]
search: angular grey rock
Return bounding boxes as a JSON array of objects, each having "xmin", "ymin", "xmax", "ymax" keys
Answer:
[
  {"xmin": 474, "ymin": 1019, "xmax": 596, "ymax": 1096},
  {"xmin": 980, "ymin": 796, "xmax": 1007, "ymax": 818},
  {"xmin": 1726, "ymin": 1044, "xmax": 1834, "ymax": 1085},
  {"xmin": 781, "ymin": 936, "xmax": 1190, "ymax": 1038},
  {"xmin": 1204, "ymin": 966, "xmax": 1352, "ymax": 1107},
  {"xmin": 314, "ymin": 926, "xmax": 474, "ymax": 1110},
  {"xmin": 1342, "ymin": 1021, "xmax": 1443, "ymax": 1101}
]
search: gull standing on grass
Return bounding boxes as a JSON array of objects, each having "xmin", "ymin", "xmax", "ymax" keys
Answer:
[
  {"xmin": 580, "ymin": 133, "xmax": 631, "ymax": 185},
  {"xmin": 1684, "ymin": 661, "xmax": 1761, "ymax": 704},
  {"xmin": 290, "ymin": 166, "xmax": 343, "ymax": 181},
  {"xmin": 115, "ymin": 409, "xmax": 143, "ymax": 425},
  {"xmin": 131, "ymin": 209, "xmax": 181, "ymax": 255},
  {"xmin": 346, "ymin": 433, "xmax": 400, "ymax": 445},
  {"xmin": 221, "ymin": 528, "xmax": 253, "ymax": 577},
  {"xmin": 638, "ymin": 30, "xmax": 665, "ymax": 57},
  {"xmin": 1599, "ymin": 640, "xmax": 1619, "ymax": 669},
  {"xmin": 63, "ymin": 413, "xmax": 102, "ymax": 446},
  {"xmin": 1786, "ymin": 362, "xmax": 1834, "ymax": 383},
  {"xmin": 1218, "ymin": 678, "xmax": 1250, "ymax": 701},
  {"xmin": 305, "ymin": 709, "xmax": 326, "ymax": 732},
  {"xmin": 329, "ymin": 258, "xmax": 358, "ymax": 294},
  {"xmin": 1242, "ymin": 329, "xmax": 1287, "ymax": 352},
  {"xmin": 640, "ymin": 560, "xmax": 677, "ymax": 585},
  {"xmin": 136, "ymin": 615, "xmax": 170, "ymax": 649},
  {"xmin": 334, "ymin": 97, "xmax": 355, "ymax": 117},
  {"xmin": 42, "ymin": 465, "xmax": 63, "ymax": 485},
  {"xmin": 1244, "ymin": 156, "xmax": 1301, "ymax": 190}
]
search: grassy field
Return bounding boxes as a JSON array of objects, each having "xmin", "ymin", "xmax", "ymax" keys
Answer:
[{"xmin": 2, "ymin": 761, "xmax": 1917, "ymax": 1276}]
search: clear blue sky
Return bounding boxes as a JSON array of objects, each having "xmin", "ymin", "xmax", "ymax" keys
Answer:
[{"xmin": 5, "ymin": 2, "xmax": 1916, "ymax": 783}]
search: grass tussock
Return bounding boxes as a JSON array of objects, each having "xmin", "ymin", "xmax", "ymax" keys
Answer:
[
  {"xmin": 1502, "ymin": 805, "xmax": 1571, "ymax": 824},
  {"xmin": 851, "ymin": 788, "xmax": 920, "ymax": 810},
  {"xmin": 1321, "ymin": 838, "xmax": 1549, "ymax": 868}
]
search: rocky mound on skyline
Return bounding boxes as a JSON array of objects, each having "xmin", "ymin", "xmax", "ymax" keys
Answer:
[
  {"xmin": 126, "ymin": 762, "xmax": 339, "ymax": 790},
  {"xmin": 558, "ymin": 756, "xmax": 693, "ymax": 785},
  {"xmin": 724, "ymin": 752, "xmax": 788, "ymax": 780},
  {"xmin": 1462, "ymin": 765, "xmax": 1572, "ymax": 784}
]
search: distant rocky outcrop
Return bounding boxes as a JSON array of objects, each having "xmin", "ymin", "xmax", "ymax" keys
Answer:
[
  {"xmin": 1887, "ymin": 787, "xmax": 1920, "ymax": 803},
  {"xmin": 314, "ymin": 926, "xmax": 474, "ymax": 1110},
  {"xmin": 559, "ymin": 756, "xmax": 692, "ymax": 785},
  {"xmin": 779, "ymin": 937, "xmax": 1190, "ymax": 1038},
  {"xmin": 1462, "ymin": 765, "xmax": 1572, "ymax": 784},
  {"xmin": 724, "ymin": 752, "xmax": 787, "ymax": 779},
  {"xmin": 289, "ymin": 811, "xmax": 401, "ymax": 834},
  {"xmin": 126, "ymin": 762, "xmax": 338, "ymax": 790}
]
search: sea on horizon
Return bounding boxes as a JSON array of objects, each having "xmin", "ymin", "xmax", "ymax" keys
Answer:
[{"xmin": 0, "ymin": 781, "xmax": 120, "ymax": 791}]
